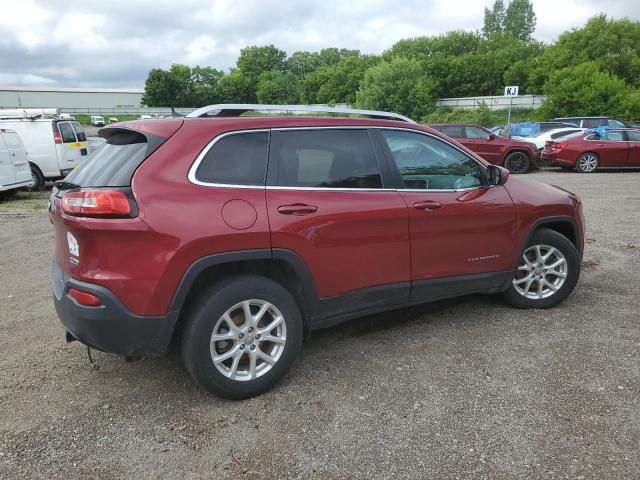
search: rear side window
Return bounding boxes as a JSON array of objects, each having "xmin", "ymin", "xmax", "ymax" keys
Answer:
[
  {"xmin": 72, "ymin": 122, "xmax": 87, "ymax": 141},
  {"xmin": 58, "ymin": 122, "xmax": 76, "ymax": 143},
  {"xmin": 3, "ymin": 132, "xmax": 21, "ymax": 149},
  {"xmin": 583, "ymin": 118, "xmax": 606, "ymax": 128},
  {"xmin": 437, "ymin": 126, "xmax": 465, "ymax": 138},
  {"xmin": 270, "ymin": 129, "xmax": 382, "ymax": 189},
  {"xmin": 550, "ymin": 130, "xmax": 580, "ymax": 139},
  {"xmin": 465, "ymin": 127, "xmax": 488, "ymax": 139},
  {"xmin": 64, "ymin": 130, "xmax": 148, "ymax": 187},
  {"xmin": 195, "ymin": 131, "xmax": 268, "ymax": 186}
]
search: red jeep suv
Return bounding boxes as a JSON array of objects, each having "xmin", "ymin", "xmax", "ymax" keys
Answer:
[
  {"xmin": 429, "ymin": 124, "xmax": 538, "ymax": 174},
  {"xmin": 51, "ymin": 105, "xmax": 584, "ymax": 399}
]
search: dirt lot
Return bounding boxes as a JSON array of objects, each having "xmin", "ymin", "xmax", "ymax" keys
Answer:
[{"xmin": 0, "ymin": 170, "xmax": 639, "ymax": 479}]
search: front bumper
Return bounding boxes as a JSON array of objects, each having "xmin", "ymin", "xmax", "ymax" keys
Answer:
[{"xmin": 52, "ymin": 262, "xmax": 177, "ymax": 356}]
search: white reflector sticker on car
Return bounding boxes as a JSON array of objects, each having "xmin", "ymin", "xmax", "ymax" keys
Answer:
[{"xmin": 67, "ymin": 232, "xmax": 79, "ymax": 257}]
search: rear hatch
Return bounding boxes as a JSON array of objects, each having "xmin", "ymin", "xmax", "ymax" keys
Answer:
[{"xmin": 50, "ymin": 120, "xmax": 183, "ymax": 309}]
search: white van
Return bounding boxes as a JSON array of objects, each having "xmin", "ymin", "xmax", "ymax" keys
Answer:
[
  {"xmin": 90, "ymin": 115, "xmax": 105, "ymax": 127},
  {"xmin": 0, "ymin": 128, "xmax": 32, "ymax": 193},
  {"xmin": 0, "ymin": 111, "xmax": 88, "ymax": 190}
]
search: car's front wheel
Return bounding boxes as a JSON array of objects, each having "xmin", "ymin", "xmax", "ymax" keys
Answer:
[
  {"xmin": 502, "ymin": 228, "xmax": 580, "ymax": 309},
  {"xmin": 180, "ymin": 274, "xmax": 303, "ymax": 399},
  {"xmin": 504, "ymin": 151, "xmax": 531, "ymax": 174}
]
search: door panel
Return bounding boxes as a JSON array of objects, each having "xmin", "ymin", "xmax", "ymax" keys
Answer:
[
  {"xmin": 378, "ymin": 129, "xmax": 517, "ymax": 301},
  {"xmin": 266, "ymin": 128, "xmax": 411, "ymax": 301},
  {"xmin": 625, "ymin": 131, "xmax": 640, "ymax": 166},
  {"xmin": 0, "ymin": 134, "xmax": 14, "ymax": 187}
]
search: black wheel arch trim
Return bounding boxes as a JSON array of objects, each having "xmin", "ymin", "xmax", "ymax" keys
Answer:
[
  {"xmin": 168, "ymin": 248, "xmax": 319, "ymax": 317},
  {"xmin": 515, "ymin": 215, "xmax": 582, "ymax": 271}
]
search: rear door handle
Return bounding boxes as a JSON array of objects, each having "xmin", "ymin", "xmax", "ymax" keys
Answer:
[
  {"xmin": 413, "ymin": 201, "xmax": 443, "ymax": 211},
  {"xmin": 277, "ymin": 204, "xmax": 318, "ymax": 215}
]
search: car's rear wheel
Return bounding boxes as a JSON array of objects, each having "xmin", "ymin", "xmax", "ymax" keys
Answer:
[
  {"xmin": 180, "ymin": 274, "xmax": 303, "ymax": 399},
  {"xmin": 502, "ymin": 228, "xmax": 580, "ymax": 309},
  {"xmin": 504, "ymin": 152, "xmax": 531, "ymax": 174},
  {"xmin": 29, "ymin": 165, "xmax": 45, "ymax": 191},
  {"xmin": 576, "ymin": 153, "xmax": 599, "ymax": 173}
]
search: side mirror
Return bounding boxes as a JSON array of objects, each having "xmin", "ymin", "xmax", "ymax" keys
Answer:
[
  {"xmin": 488, "ymin": 165, "xmax": 510, "ymax": 185},
  {"xmin": 488, "ymin": 133, "xmax": 496, "ymax": 140}
]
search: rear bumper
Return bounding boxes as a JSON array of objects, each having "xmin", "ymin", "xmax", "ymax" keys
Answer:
[{"xmin": 52, "ymin": 262, "xmax": 177, "ymax": 356}]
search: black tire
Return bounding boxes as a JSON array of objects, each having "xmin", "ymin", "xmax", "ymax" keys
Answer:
[
  {"xmin": 575, "ymin": 152, "xmax": 599, "ymax": 173},
  {"xmin": 504, "ymin": 151, "xmax": 531, "ymax": 174},
  {"xmin": 29, "ymin": 164, "xmax": 45, "ymax": 191},
  {"xmin": 502, "ymin": 228, "xmax": 580, "ymax": 309},
  {"xmin": 180, "ymin": 274, "xmax": 303, "ymax": 400}
]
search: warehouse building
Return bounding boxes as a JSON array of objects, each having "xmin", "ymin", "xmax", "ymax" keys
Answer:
[{"xmin": 0, "ymin": 86, "xmax": 145, "ymax": 113}]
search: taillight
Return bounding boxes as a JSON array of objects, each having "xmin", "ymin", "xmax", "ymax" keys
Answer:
[
  {"xmin": 61, "ymin": 189, "xmax": 135, "ymax": 217},
  {"xmin": 53, "ymin": 131, "xmax": 62, "ymax": 144}
]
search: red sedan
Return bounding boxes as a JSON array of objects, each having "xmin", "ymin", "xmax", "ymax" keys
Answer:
[{"xmin": 542, "ymin": 128, "xmax": 640, "ymax": 172}]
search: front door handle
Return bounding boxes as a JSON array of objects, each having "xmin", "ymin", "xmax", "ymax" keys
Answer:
[
  {"xmin": 413, "ymin": 201, "xmax": 443, "ymax": 211},
  {"xmin": 277, "ymin": 204, "xmax": 318, "ymax": 215}
]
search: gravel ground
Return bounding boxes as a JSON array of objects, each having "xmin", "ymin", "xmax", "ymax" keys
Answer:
[{"xmin": 0, "ymin": 170, "xmax": 639, "ymax": 479}]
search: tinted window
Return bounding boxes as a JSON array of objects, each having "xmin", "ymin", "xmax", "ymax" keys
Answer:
[
  {"xmin": 271, "ymin": 129, "xmax": 382, "ymax": 189},
  {"xmin": 64, "ymin": 131, "xmax": 148, "ymax": 187},
  {"xmin": 608, "ymin": 119, "xmax": 626, "ymax": 127},
  {"xmin": 71, "ymin": 122, "xmax": 87, "ymax": 141},
  {"xmin": 381, "ymin": 130, "xmax": 483, "ymax": 190},
  {"xmin": 627, "ymin": 130, "xmax": 640, "ymax": 141},
  {"xmin": 437, "ymin": 126, "xmax": 465, "ymax": 138},
  {"xmin": 465, "ymin": 126, "xmax": 489, "ymax": 139},
  {"xmin": 58, "ymin": 122, "xmax": 76, "ymax": 143},
  {"xmin": 195, "ymin": 132, "xmax": 268, "ymax": 186},
  {"xmin": 583, "ymin": 118, "xmax": 606, "ymax": 128}
]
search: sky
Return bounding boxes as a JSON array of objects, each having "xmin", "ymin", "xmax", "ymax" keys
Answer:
[{"xmin": 0, "ymin": 0, "xmax": 639, "ymax": 88}]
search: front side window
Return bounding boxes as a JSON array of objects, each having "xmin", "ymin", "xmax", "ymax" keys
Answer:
[
  {"xmin": 381, "ymin": 130, "xmax": 483, "ymax": 190},
  {"xmin": 71, "ymin": 122, "xmax": 87, "ymax": 141},
  {"xmin": 270, "ymin": 129, "xmax": 382, "ymax": 189},
  {"xmin": 58, "ymin": 122, "xmax": 77, "ymax": 143},
  {"xmin": 604, "ymin": 131, "xmax": 625, "ymax": 141},
  {"xmin": 195, "ymin": 131, "xmax": 268, "ymax": 186},
  {"xmin": 465, "ymin": 126, "xmax": 489, "ymax": 139}
]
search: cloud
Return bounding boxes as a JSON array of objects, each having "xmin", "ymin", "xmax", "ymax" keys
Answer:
[{"xmin": 0, "ymin": 0, "xmax": 638, "ymax": 87}]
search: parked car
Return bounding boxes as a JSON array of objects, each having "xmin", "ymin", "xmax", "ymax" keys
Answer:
[
  {"xmin": 0, "ymin": 128, "xmax": 32, "ymax": 194},
  {"xmin": 490, "ymin": 125, "xmax": 506, "ymax": 136},
  {"xmin": 542, "ymin": 127, "xmax": 640, "ymax": 172},
  {"xmin": 428, "ymin": 123, "xmax": 538, "ymax": 173},
  {"xmin": 90, "ymin": 116, "xmax": 105, "ymax": 127},
  {"xmin": 552, "ymin": 116, "xmax": 640, "ymax": 129},
  {"xmin": 503, "ymin": 121, "xmax": 579, "ymax": 138},
  {"xmin": 51, "ymin": 104, "xmax": 584, "ymax": 399},
  {"xmin": 513, "ymin": 127, "xmax": 587, "ymax": 156},
  {"xmin": 0, "ymin": 112, "xmax": 88, "ymax": 190}
]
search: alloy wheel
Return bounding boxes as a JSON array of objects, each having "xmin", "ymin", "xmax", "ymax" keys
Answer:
[
  {"xmin": 512, "ymin": 244, "xmax": 568, "ymax": 299},
  {"xmin": 210, "ymin": 299, "xmax": 287, "ymax": 381},
  {"xmin": 578, "ymin": 154, "xmax": 598, "ymax": 172}
]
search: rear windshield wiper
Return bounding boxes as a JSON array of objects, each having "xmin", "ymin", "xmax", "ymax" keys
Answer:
[{"xmin": 54, "ymin": 180, "xmax": 81, "ymax": 190}]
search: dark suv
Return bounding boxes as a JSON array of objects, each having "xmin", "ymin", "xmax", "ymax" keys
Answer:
[
  {"xmin": 428, "ymin": 124, "xmax": 538, "ymax": 174},
  {"xmin": 51, "ymin": 105, "xmax": 585, "ymax": 399}
]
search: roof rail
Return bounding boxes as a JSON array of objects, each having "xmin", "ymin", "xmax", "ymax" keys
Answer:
[
  {"xmin": 0, "ymin": 108, "xmax": 60, "ymax": 120},
  {"xmin": 186, "ymin": 104, "xmax": 416, "ymax": 123}
]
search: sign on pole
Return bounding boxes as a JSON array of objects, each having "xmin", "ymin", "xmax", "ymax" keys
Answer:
[
  {"xmin": 504, "ymin": 85, "xmax": 519, "ymax": 126},
  {"xmin": 504, "ymin": 86, "xmax": 519, "ymax": 97}
]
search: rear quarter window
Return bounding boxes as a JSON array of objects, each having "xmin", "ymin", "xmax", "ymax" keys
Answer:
[{"xmin": 194, "ymin": 131, "xmax": 269, "ymax": 186}]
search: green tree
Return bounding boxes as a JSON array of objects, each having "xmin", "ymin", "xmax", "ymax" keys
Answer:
[
  {"xmin": 483, "ymin": 0, "xmax": 506, "ymax": 37},
  {"xmin": 190, "ymin": 66, "xmax": 224, "ymax": 106},
  {"xmin": 218, "ymin": 70, "xmax": 254, "ymax": 103},
  {"xmin": 300, "ymin": 54, "xmax": 379, "ymax": 105},
  {"xmin": 141, "ymin": 64, "xmax": 192, "ymax": 107},
  {"xmin": 504, "ymin": 0, "xmax": 536, "ymax": 41},
  {"xmin": 355, "ymin": 57, "xmax": 438, "ymax": 119},
  {"xmin": 256, "ymin": 71, "xmax": 300, "ymax": 104},
  {"xmin": 539, "ymin": 61, "xmax": 629, "ymax": 118},
  {"xmin": 235, "ymin": 45, "xmax": 287, "ymax": 100},
  {"xmin": 286, "ymin": 51, "xmax": 322, "ymax": 78}
]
